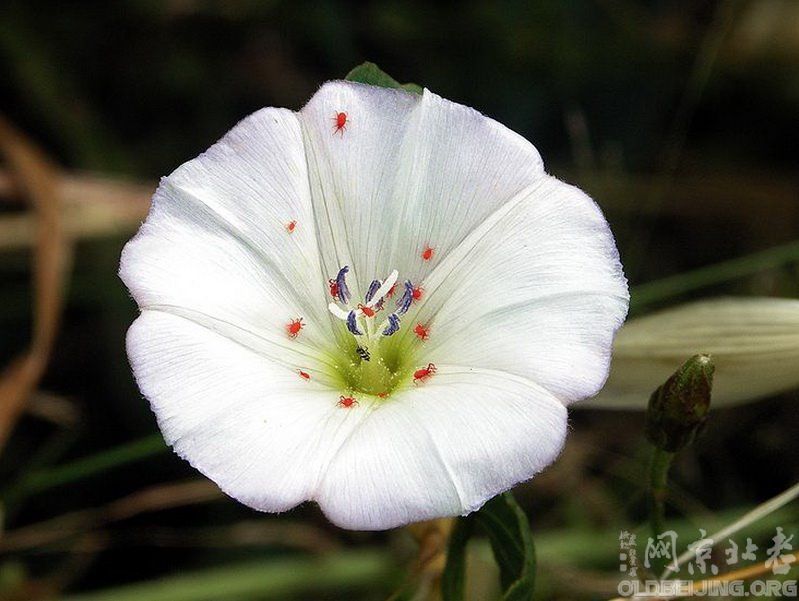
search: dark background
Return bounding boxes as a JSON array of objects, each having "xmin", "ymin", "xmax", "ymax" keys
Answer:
[{"xmin": 0, "ymin": 1, "xmax": 797, "ymax": 599}]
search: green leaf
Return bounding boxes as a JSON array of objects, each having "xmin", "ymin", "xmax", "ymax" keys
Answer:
[
  {"xmin": 344, "ymin": 62, "xmax": 422, "ymax": 94},
  {"xmin": 441, "ymin": 517, "xmax": 474, "ymax": 601},
  {"xmin": 2, "ymin": 433, "xmax": 166, "ymax": 507},
  {"xmin": 475, "ymin": 493, "xmax": 536, "ymax": 600},
  {"xmin": 442, "ymin": 492, "xmax": 536, "ymax": 601},
  {"xmin": 59, "ymin": 549, "xmax": 397, "ymax": 601}
]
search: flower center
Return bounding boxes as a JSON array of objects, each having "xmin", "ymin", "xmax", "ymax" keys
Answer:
[{"xmin": 325, "ymin": 266, "xmax": 421, "ymax": 396}]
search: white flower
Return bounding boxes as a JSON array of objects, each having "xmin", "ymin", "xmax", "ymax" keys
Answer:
[{"xmin": 120, "ymin": 81, "xmax": 628, "ymax": 530}]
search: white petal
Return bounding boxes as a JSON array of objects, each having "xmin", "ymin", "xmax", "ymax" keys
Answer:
[
  {"xmin": 316, "ymin": 366, "xmax": 567, "ymax": 530},
  {"xmin": 127, "ymin": 310, "xmax": 369, "ymax": 512},
  {"xmin": 299, "ymin": 82, "xmax": 544, "ymax": 290},
  {"xmin": 384, "ymin": 88, "xmax": 545, "ymax": 285},
  {"xmin": 300, "ymin": 82, "xmax": 419, "ymax": 297},
  {"xmin": 120, "ymin": 108, "xmax": 332, "ymax": 357},
  {"xmin": 129, "ymin": 313, "xmax": 566, "ymax": 530},
  {"xmin": 587, "ymin": 297, "xmax": 799, "ymax": 409},
  {"xmin": 410, "ymin": 176, "xmax": 629, "ymax": 404}
]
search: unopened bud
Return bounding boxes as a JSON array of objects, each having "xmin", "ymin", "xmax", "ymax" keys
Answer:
[{"xmin": 645, "ymin": 354, "xmax": 714, "ymax": 452}]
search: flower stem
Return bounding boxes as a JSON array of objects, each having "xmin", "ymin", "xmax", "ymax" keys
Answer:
[{"xmin": 649, "ymin": 447, "xmax": 675, "ymax": 539}]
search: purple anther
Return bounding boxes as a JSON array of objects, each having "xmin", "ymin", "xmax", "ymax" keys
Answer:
[
  {"xmin": 382, "ymin": 313, "xmax": 401, "ymax": 336},
  {"xmin": 346, "ymin": 310, "xmax": 362, "ymax": 335},
  {"xmin": 365, "ymin": 279, "xmax": 382, "ymax": 304},
  {"xmin": 395, "ymin": 280, "xmax": 414, "ymax": 315},
  {"xmin": 335, "ymin": 266, "xmax": 351, "ymax": 304}
]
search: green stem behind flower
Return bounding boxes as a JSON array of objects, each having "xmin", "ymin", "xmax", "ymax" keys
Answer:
[{"xmin": 648, "ymin": 447, "xmax": 675, "ymax": 540}]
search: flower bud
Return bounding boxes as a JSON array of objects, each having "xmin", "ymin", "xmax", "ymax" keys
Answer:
[{"xmin": 645, "ymin": 354, "xmax": 714, "ymax": 452}]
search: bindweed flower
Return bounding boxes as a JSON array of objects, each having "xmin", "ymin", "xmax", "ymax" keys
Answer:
[{"xmin": 120, "ymin": 81, "xmax": 629, "ymax": 530}]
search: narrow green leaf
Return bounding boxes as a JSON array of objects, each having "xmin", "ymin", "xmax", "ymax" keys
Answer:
[
  {"xmin": 344, "ymin": 62, "xmax": 422, "ymax": 94},
  {"xmin": 2, "ymin": 433, "xmax": 166, "ymax": 506},
  {"xmin": 474, "ymin": 492, "xmax": 536, "ymax": 600},
  {"xmin": 60, "ymin": 549, "xmax": 396, "ymax": 601},
  {"xmin": 630, "ymin": 238, "xmax": 799, "ymax": 312},
  {"xmin": 441, "ymin": 517, "xmax": 474, "ymax": 601}
]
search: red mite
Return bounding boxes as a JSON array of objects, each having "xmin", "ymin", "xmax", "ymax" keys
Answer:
[
  {"xmin": 377, "ymin": 392, "xmax": 389, "ymax": 399},
  {"xmin": 333, "ymin": 112, "xmax": 348, "ymax": 136},
  {"xmin": 386, "ymin": 283, "xmax": 397, "ymax": 298},
  {"xmin": 286, "ymin": 317, "xmax": 304, "ymax": 339},
  {"xmin": 286, "ymin": 220, "xmax": 297, "ymax": 233},
  {"xmin": 413, "ymin": 363, "xmax": 437, "ymax": 384},
  {"xmin": 421, "ymin": 246, "xmax": 435, "ymax": 261},
  {"xmin": 298, "ymin": 370, "xmax": 311, "ymax": 380},
  {"xmin": 358, "ymin": 303, "xmax": 376, "ymax": 318},
  {"xmin": 338, "ymin": 395, "xmax": 358, "ymax": 408},
  {"xmin": 328, "ymin": 278, "xmax": 339, "ymax": 298},
  {"xmin": 413, "ymin": 323, "xmax": 429, "ymax": 341},
  {"xmin": 412, "ymin": 286, "xmax": 424, "ymax": 301}
]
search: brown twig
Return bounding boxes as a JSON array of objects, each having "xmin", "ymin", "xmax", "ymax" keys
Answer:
[
  {"xmin": 0, "ymin": 479, "xmax": 220, "ymax": 553},
  {"xmin": 0, "ymin": 115, "xmax": 71, "ymax": 452},
  {"xmin": 0, "ymin": 169, "xmax": 153, "ymax": 251}
]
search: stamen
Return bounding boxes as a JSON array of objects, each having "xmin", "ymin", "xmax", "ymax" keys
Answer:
[
  {"xmin": 335, "ymin": 266, "xmax": 351, "ymax": 304},
  {"xmin": 346, "ymin": 310, "xmax": 362, "ymax": 335},
  {"xmin": 328, "ymin": 303, "xmax": 350, "ymax": 320},
  {"xmin": 366, "ymin": 270, "xmax": 399, "ymax": 308},
  {"xmin": 327, "ymin": 268, "xmax": 405, "ymax": 340},
  {"xmin": 365, "ymin": 279, "xmax": 382, "ymax": 304},
  {"xmin": 382, "ymin": 313, "xmax": 400, "ymax": 336},
  {"xmin": 396, "ymin": 280, "xmax": 414, "ymax": 315}
]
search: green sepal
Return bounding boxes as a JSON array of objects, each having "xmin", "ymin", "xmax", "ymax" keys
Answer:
[
  {"xmin": 442, "ymin": 492, "xmax": 536, "ymax": 601},
  {"xmin": 645, "ymin": 354, "xmax": 714, "ymax": 452},
  {"xmin": 344, "ymin": 62, "xmax": 422, "ymax": 94}
]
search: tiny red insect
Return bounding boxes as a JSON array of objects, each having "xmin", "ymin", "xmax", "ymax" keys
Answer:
[
  {"xmin": 332, "ymin": 111, "xmax": 348, "ymax": 136},
  {"xmin": 413, "ymin": 363, "xmax": 437, "ymax": 384},
  {"xmin": 421, "ymin": 246, "xmax": 435, "ymax": 261},
  {"xmin": 412, "ymin": 286, "xmax": 424, "ymax": 301},
  {"xmin": 298, "ymin": 370, "xmax": 311, "ymax": 380},
  {"xmin": 338, "ymin": 395, "xmax": 358, "ymax": 408},
  {"xmin": 377, "ymin": 392, "xmax": 389, "ymax": 399},
  {"xmin": 413, "ymin": 323, "xmax": 429, "ymax": 341},
  {"xmin": 328, "ymin": 278, "xmax": 339, "ymax": 298},
  {"xmin": 386, "ymin": 283, "xmax": 397, "ymax": 298},
  {"xmin": 358, "ymin": 303, "xmax": 376, "ymax": 318},
  {"xmin": 286, "ymin": 220, "xmax": 297, "ymax": 233},
  {"xmin": 286, "ymin": 317, "xmax": 304, "ymax": 339}
]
